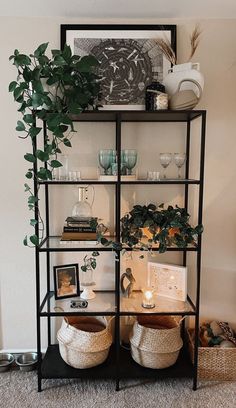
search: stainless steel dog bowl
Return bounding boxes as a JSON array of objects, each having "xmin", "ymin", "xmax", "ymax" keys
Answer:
[
  {"xmin": 16, "ymin": 352, "xmax": 38, "ymax": 372},
  {"xmin": 0, "ymin": 353, "xmax": 14, "ymax": 372}
]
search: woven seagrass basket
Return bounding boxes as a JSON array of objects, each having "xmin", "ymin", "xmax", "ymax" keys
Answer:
[
  {"xmin": 57, "ymin": 316, "xmax": 112, "ymax": 369},
  {"xmin": 187, "ymin": 329, "xmax": 236, "ymax": 380},
  {"xmin": 130, "ymin": 315, "xmax": 183, "ymax": 369}
]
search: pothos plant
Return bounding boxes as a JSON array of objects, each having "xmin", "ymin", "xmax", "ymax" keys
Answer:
[
  {"xmin": 98, "ymin": 203, "xmax": 203, "ymax": 254},
  {"xmin": 9, "ymin": 42, "xmax": 100, "ymax": 246}
]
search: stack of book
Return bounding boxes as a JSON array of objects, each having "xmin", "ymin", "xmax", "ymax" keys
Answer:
[{"xmin": 61, "ymin": 217, "xmax": 97, "ymax": 241}]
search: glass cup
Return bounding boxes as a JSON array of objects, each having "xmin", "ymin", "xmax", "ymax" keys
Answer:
[
  {"xmin": 122, "ymin": 149, "xmax": 137, "ymax": 175},
  {"xmin": 58, "ymin": 154, "xmax": 69, "ymax": 180},
  {"xmin": 147, "ymin": 171, "xmax": 160, "ymax": 181},
  {"xmin": 174, "ymin": 153, "xmax": 186, "ymax": 179},
  {"xmin": 159, "ymin": 153, "xmax": 172, "ymax": 179},
  {"xmin": 98, "ymin": 149, "xmax": 113, "ymax": 175}
]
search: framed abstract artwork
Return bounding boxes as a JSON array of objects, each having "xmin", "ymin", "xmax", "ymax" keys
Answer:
[
  {"xmin": 147, "ymin": 262, "xmax": 187, "ymax": 302},
  {"xmin": 61, "ymin": 24, "xmax": 176, "ymax": 110}
]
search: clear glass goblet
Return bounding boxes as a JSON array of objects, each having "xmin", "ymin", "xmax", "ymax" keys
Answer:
[
  {"xmin": 174, "ymin": 153, "xmax": 186, "ymax": 179},
  {"xmin": 159, "ymin": 153, "xmax": 172, "ymax": 179},
  {"xmin": 98, "ymin": 149, "xmax": 113, "ymax": 175},
  {"xmin": 122, "ymin": 149, "xmax": 137, "ymax": 175}
]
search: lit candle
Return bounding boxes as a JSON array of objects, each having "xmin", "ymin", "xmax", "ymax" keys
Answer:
[{"xmin": 142, "ymin": 288, "xmax": 155, "ymax": 309}]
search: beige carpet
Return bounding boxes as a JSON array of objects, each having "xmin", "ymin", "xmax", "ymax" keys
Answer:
[{"xmin": 0, "ymin": 371, "xmax": 236, "ymax": 408}]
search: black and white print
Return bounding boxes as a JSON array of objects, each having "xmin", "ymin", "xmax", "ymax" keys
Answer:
[
  {"xmin": 61, "ymin": 25, "xmax": 176, "ymax": 109},
  {"xmin": 74, "ymin": 38, "xmax": 163, "ymax": 106}
]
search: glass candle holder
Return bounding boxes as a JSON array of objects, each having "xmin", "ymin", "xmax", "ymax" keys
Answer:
[{"xmin": 141, "ymin": 287, "xmax": 155, "ymax": 309}]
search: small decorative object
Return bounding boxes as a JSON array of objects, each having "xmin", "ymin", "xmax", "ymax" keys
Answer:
[
  {"xmin": 145, "ymin": 67, "xmax": 167, "ymax": 111},
  {"xmin": 53, "ymin": 264, "xmax": 79, "ymax": 300},
  {"xmin": 130, "ymin": 315, "xmax": 183, "ymax": 369},
  {"xmin": 148, "ymin": 262, "xmax": 187, "ymax": 302},
  {"xmin": 141, "ymin": 287, "xmax": 155, "ymax": 309},
  {"xmin": 169, "ymin": 79, "xmax": 202, "ymax": 110},
  {"xmin": 159, "ymin": 153, "xmax": 172, "ymax": 179},
  {"xmin": 120, "ymin": 267, "xmax": 136, "ymax": 298},
  {"xmin": 62, "ymin": 24, "xmax": 176, "ymax": 110},
  {"xmin": 80, "ymin": 252, "xmax": 100, "ymax": 300},
  {"xmin": 15, "ymin": 352, "xmax": 38, "ymax": 372},
  {"xmin": 57, "ymin": 316, "xmax": 112, "ymax": 369},
  {"xmin": 174, "ymin": 153, "xmax": 186, "ymax": 179},
  {"xmin": 72, "ymin": 185, "xmax": 94, "ymax": 219},
  {"xmin": 70, "ymin": 299, "xmax": 88, "ymax": 309}
]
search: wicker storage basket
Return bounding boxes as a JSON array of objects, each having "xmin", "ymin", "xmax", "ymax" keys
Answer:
[
  {"xmin": 130, "ymin": 315, "xmax": 183, "ymax": 369},
  {"xmin": 57, "ymin": 316, "xmax": 112, "ymax": 369},
  {"xmin": 187, "ymin": 329, "xmax": 236, "ymax": 380}
]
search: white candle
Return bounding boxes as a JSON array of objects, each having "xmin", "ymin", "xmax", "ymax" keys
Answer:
[{"xmin": 142, "ymin": 288, "xmax": 155, "ymax": 309}]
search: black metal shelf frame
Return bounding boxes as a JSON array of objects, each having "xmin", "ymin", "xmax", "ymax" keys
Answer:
[{"xmin": 33, "ymin": 110, "xmax": 206, "ymax": 392}]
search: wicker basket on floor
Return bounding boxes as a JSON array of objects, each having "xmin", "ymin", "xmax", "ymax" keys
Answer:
[
  {"xmin": 130, "ymin": 315, "xmax": 183, "ymax": 369},
  {"xmin": 187, "ymin": 329, "xmax": 236, "ymax": 380},
  {"xmin": 57, "ymin": 316, "xmax": 112, "ymax": 369}
]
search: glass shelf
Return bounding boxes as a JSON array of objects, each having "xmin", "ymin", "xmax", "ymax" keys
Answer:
[
  {"xmin": 40, "ymin": 291, "xmax": 116, "ymax": 316},
  {"xmin": 38, "ymin": 178, "xmax": 200, "ymax": 186},
  {"xmin": 69, "ymin": 110, "xmax": 205, "ymax": 123},
  {"xmin": 120, "ymin": 291, "xmax": 195, "ymax": 315},
  {"xmin": 39, "ymin": 236, "xmax": 117, "ymax": 252},
  {"xmin": 39, "ymin": 236, "xmax": 198, "ymax": 252},
  {"xmin": 40, "ymin": 291, "xmax": 195, "ymax": 317}
]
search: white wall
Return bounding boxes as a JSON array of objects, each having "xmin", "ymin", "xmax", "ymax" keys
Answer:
[{"xmin": 1, "ymin": 17, "xmax": 236, "ymax": 351}]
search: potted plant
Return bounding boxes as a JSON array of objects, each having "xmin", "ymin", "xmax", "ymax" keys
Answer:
[
  {"xmin": 80, "ymin": 251, "xmax": 100, "ymax": 300},
  {"xmin": 99, "ymin": 203, "xmax": 203, "ymax": 254},
  {"xmin": 9, "ymin": 43, "xmax": 100, "ymax": 246}
]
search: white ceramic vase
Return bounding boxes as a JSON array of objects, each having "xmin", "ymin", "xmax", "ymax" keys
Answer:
[{"xmin": 163, "ymin": 62, "xmax": 204, "ymax": 99}]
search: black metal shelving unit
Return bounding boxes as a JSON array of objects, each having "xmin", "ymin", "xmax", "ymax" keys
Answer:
[{"xmin": 33, "ymin": 109, "xmax": 206, "ymax": 392}]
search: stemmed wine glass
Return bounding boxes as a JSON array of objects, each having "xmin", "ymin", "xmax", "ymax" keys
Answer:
[
  {"xmin": 174, "ymin": 153, "xmax": 186, "ymax": 179},
  {"xmin": 122, "ymin": 150, "xmax": 137, "ymax": 175},
  {"xmin": 159, "ymin": 153, "xmax": 172, "ymax": 179},
  {"xmin": 98, "ymin": 149, "xmax": 113, "ymax": 175}
]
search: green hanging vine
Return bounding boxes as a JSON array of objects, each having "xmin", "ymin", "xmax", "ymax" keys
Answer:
[{"xmin": 9, "ymin": 42, "xmax": 100, "ymax": 246}]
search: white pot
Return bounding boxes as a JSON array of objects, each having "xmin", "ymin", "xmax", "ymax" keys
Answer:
[{"xmin": 163, "ymin": 62, "xmax": 204, "ymax": 99}]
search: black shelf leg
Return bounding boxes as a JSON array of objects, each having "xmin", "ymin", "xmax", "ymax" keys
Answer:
[
  {"xmin": 37, "ymin": 372, "xmax": 42, "ymax": 392},
  {"xmin": 116, "ymin": 378, "xmax": 120, "ymax": 392}
]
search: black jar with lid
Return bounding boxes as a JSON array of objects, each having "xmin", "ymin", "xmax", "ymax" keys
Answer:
[{"xmin": 145, "ymin": 68, "xmax": 166, "ymax": 111}]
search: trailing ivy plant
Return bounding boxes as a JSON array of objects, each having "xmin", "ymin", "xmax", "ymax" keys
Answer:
[
  {"xmin": 99, "ymin": 203, "xmax": 203, "ymax": 254},
  {"xmin": 9, "ymin": 43, "xmax": 100, "ymax": 246},
  {"xmin": 81, "ymin": 251, "xmax": 100, "ymax": 273}
]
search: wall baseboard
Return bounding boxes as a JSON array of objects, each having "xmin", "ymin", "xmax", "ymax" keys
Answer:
[{"xmin": 0, "ymin": 348, "xmax": 46, "ymax": 356}]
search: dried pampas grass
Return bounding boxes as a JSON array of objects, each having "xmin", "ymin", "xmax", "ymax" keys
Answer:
[
  {"xmin": 188, "ymin": 24, "xmax": 202, "ymax": 61},
  {"xmin": 155, "ymin": 37, "xmax": 177, "ymax": 65},
  {"xmin": 156, "ymin": 24, "xmax": 202, "ymax": 65}
]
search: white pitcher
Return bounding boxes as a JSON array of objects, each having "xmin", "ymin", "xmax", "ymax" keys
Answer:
[{"xmin": 163, "ymin": 62, "xmax": 204, "ymax": 99}]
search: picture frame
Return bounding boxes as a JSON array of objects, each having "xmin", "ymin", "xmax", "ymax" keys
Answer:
[
  {"xmin": 147, "ymin": 262, "xmax": 187, "ymax": 302},
  {"xmin": 53, "ymin": 263, "xmax": 80, "ymax": 300},
  {"xmin": 61, "ymin": 24, "xmax": 176, "ymax": 110}
]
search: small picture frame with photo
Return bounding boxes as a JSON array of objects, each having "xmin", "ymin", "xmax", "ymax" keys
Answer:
[
  {"xmin": 147, "ymin": 262, "xmax": 187, "ymax": 302},
  {"xmin": 53, "ymin": 263, "xmax": 80, "ymax": 300}
]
